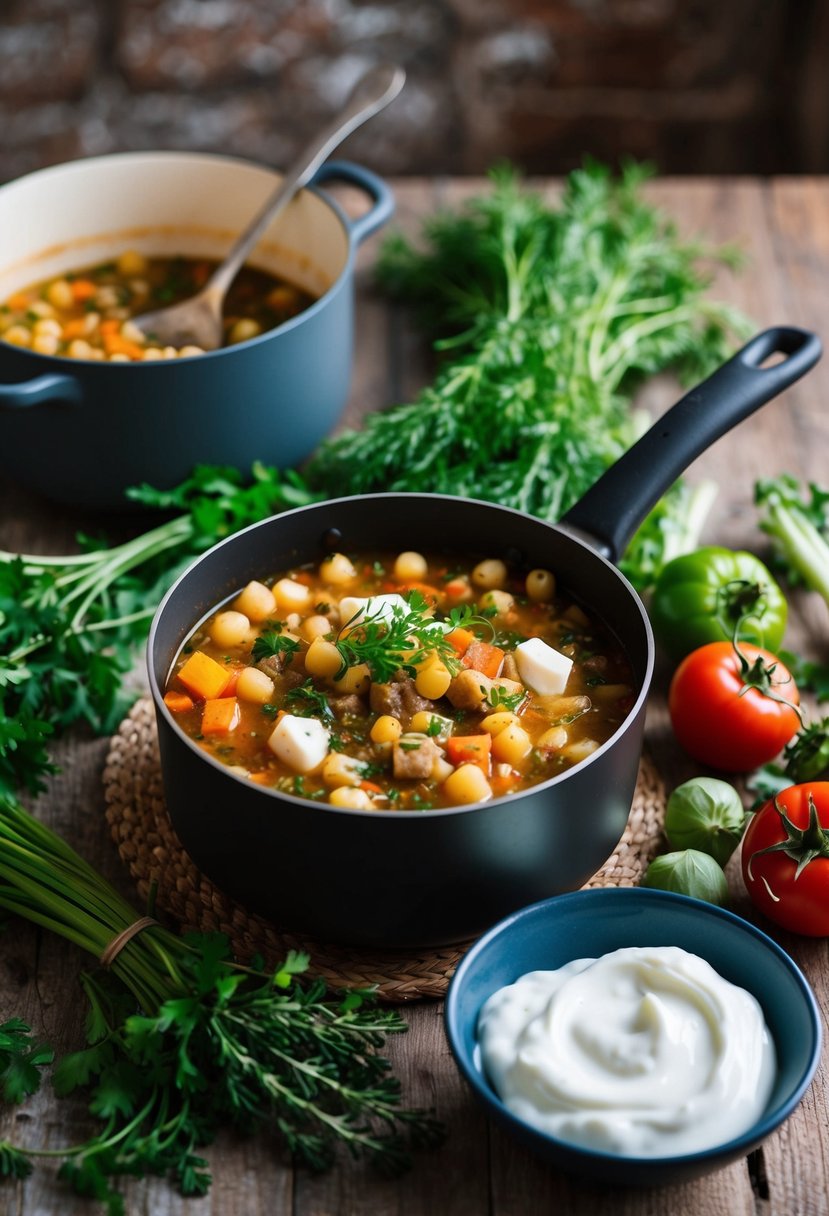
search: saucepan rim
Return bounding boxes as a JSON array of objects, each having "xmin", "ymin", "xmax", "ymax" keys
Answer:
[{"xmin": 147, "ymin": 489, "xmax": 655, "ymax": 819}]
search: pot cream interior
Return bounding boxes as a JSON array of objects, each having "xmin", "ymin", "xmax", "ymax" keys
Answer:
[{"xmin": 0, "ymin": 151, "xmax": 344, "ymax": 300}]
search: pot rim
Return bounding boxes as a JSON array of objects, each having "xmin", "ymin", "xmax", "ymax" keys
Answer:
[
  {"xmin": 147, "ymin": 490, "xmax": 656, "ymax": 820},
  {"xmin": 0, "ymin": 149, "xmax": 358, "ymax": 365}
]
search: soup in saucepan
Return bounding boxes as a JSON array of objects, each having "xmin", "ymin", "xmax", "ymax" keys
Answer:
[
  {"xmin": 162, "ymin": 549, "xmax": 636, "ymax": 810},
  {"xmin": 0, "ymin": 251, "xmax": 316, "ymax": 360}
]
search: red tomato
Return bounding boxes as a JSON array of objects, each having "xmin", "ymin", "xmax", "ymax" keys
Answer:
[
  {"xmin": 741, "ymin": 783, "xmax": 829, "ymax": 936},
  {"xmin": 668, "ymin": 641, "xmax": 800, "ymax": 771}
]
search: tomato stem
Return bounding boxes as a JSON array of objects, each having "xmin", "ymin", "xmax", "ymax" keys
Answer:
[
  {"xmin": 748, "ymin": 793, "xmax": 829, "ymax": 881},
  {"xmin": 733, "ymin": 638, "xmax": 803, "ymax": 724}
]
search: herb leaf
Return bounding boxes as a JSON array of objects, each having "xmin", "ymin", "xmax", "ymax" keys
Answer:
[
  {"xmin": 251, "ymin": 631, "xmax": 300, "ymax": 664},
  {"xmin": 335, "ymin": 592, "xmax": 456, "ymax": 683},
  {"xmin": 0, "ymin": 1018, "xmax": 53, "ymax": 1104},
  {"xmin": 284, "ymin": 679, "xmax": 334, "ymax": 720},
  {"xmin": 486, "ymin": 686, "xmax": 525, "ymax": 712}
]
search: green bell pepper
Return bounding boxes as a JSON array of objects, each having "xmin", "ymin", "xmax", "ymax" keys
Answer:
[{"xmin": 650, "ymin": 545, "xmax": 787, "ymax": 662}]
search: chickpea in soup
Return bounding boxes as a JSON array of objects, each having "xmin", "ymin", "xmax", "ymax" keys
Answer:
[
  {"xmin": 163, "ymin": 551, "xmax": 636, "ymax": 810},
  {"xmin": 0, "ymin": 251, "xmax": 316, "ymax": 361}
]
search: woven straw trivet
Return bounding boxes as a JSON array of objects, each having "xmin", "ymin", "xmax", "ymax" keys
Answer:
[{"xmin": 103, "ymin": 699, "xmax": 666, "ymax": 1003}]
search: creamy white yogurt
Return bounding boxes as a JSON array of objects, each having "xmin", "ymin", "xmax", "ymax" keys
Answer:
[{"xmin": 478, "ymin": 945, "xmax": 776, "ymax": 1157}]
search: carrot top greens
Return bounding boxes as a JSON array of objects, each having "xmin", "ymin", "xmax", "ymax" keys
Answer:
[{"xmin": 308, "ymin": 162, "xmax": 749, "ymax": 589}]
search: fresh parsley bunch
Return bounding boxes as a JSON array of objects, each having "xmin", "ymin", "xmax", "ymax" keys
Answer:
[
  {"xmin": 0, "ymin": 796, "xmax": 441, "ymax": 1211},
  {"xmin": 0, "ymin": 463, "xmax": 317, "ymax": 798}
]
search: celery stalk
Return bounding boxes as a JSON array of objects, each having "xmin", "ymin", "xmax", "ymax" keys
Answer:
[{"xmin": 756, "ymin": 476, "xmax": 829, "ymax": 607}]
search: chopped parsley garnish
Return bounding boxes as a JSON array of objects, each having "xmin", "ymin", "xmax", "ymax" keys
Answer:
[
  {"xmin": 251, "ymin": 632, "xmax": 300, "ymax": 664},
  {"xmin": 334, "ymin": 594, "xmax": 495, "ymax": 684},
  {"xmin": 490, "ymin": 627, "xmax": 527, "ymax": 649},
  {"xmin": 284, "ymin": 679, "xmax": 334, "ymax": 720},
  {"xmin": 486, "ymin": 686, "xmax": 525, "ymax": 712}
]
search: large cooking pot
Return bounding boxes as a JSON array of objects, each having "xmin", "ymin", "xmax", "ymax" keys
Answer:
[
  {"xmin": 148, "ymin": 326, "xmax": 820, "ymax": 948},
  {"xmin": 0, "ymin": 152, "xmax": 393, "ymax": 508}
]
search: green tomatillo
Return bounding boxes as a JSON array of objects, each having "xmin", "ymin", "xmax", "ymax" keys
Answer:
[
  {"xmin": 650, "ymin": 545, "xmax": 787, "ymax": 663},
  {"xmin": 641, "ymin": 849, "xmax": 729, "ymax": 906},
  {"xmin": 664, "ymin": 776, "xmax": 747, "ymax": 867}
]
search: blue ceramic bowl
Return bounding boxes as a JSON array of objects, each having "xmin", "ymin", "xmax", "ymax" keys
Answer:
[{"xmin": 445, "ymin": 887, "xmax": 822, "ymax": 1187}]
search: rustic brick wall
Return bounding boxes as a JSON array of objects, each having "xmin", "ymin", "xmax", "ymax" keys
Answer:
[{"xmin": 0, "ymin": 0, "xmax": 825, "ymax": 185}]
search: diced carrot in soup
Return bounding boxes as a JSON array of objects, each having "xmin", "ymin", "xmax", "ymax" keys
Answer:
[
  {"xmin": 462, "ymin": 641, "xmax": 505, "ymax": 679},
  {"xmin": 491, "ymin": 770, "xmax": 521, "ymax": 796},
  {"xmin": 103, "ymin": 333, "xmax": 145, "ymax": 360},
  {"xmin": 446, "ymin": 734, "xmax": 492, "ymax": 773},
  {"xmin": 70, "ymin": 279, "xmax": 96, "ymax": 301},
  {"xmin": 177, "ymin": 650, "xmax": 231, "ymax": 700},
  {"xmin": 163, "ymin": 691, "xmax": 194, "ymax": 714},
  {"xmin": 445, "ymin": 627, "xmax": 475, "ymax": 656},
  {"xmin": 61, "ymin": 318, "xmax": 90, "ymax": 340},
  {"xmin": 201, "ymin": 697, "xmax": 241, "ymax": 735}
]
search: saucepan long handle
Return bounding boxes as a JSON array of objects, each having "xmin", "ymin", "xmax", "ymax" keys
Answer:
[{"xmin": 559, "ymin": 326, "xmax": 822, "ymax": 562}]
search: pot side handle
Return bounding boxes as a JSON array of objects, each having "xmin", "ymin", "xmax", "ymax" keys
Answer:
[
  {"xmin": 560, "ymin": 326, "xmax": 822, "ymax": 562},
  {"xmin": 311, "ymin": 160, "xmax": 395, "ymax": 246},
  {"xmin": 0, "ymin": 372, "xmax": 82, "ymax": 410}
]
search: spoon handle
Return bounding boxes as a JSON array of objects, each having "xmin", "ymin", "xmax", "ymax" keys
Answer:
[{"xmin": 205, "ymin": 64, "xmax": 405, "ymax": 301}]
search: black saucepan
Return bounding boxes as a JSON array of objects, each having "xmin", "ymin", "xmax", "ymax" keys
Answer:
[{"xmin": 148, "ymin": 326, "xmax": 821, "ymax": 948}]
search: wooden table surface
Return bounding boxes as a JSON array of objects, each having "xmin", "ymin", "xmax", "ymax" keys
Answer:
[{"xmin": 2, "ymin": 177, "xmax": 829, "ymax": 1216}]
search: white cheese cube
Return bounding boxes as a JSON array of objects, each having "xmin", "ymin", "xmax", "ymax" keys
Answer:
[
  {"xmin": 514, "ymin": 637, "xmax": 573, "ymax": 695},
  {"xmin": 337, "ymin": 593, "xmax": 409, "ymax": 630},
  {"xmin": 267, "ymin": 714, "xmax": 330, "ymax": 773}
]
